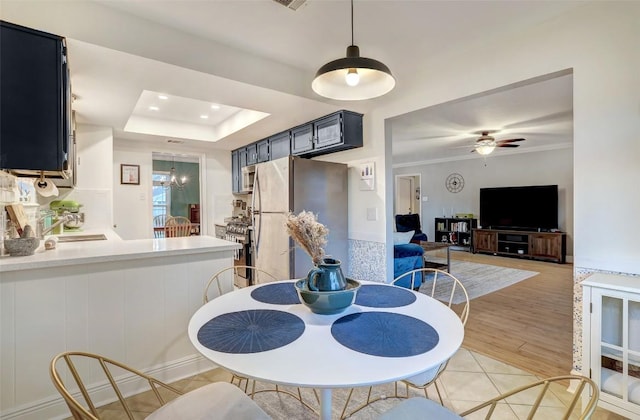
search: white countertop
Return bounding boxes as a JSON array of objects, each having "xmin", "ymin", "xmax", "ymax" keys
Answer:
[{"xmin": 0, "ymin": 229, "xmax": 241, "ymax": 273}]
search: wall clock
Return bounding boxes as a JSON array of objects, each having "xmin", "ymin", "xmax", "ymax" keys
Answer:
[{"xmin": 445, "ymin": 173, "xmax": 464, "ymax": 193}]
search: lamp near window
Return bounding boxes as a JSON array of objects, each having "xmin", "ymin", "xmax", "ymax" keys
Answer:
[{"xmin": 311, "ymin": 0, "xmax": 395, "ymax": 101}]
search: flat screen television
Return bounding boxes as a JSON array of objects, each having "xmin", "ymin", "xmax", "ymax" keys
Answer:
[{"xmin": 479, "ymin": 185, "xmax": 558, "ymax": 231}]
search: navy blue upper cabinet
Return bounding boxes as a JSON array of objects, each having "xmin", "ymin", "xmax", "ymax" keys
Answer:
[
  {"xmin": 239, "ymin": 147, "xmax": 247, "ymax": 168},
  {"xmin": 269, "ymin": 131, "xmax": 290, "ymax": 160},
  {"xmin": 314, "ymin": 113, "xmax": 342, "ymax": 149},
  {"xmin": 231, "ymin": 150, "xmax": 240, "ymax": 193},
  {"xmin": 256, "ymin": 139, "xmax": 269, "ymax": 163},
  {"xmin": 230, "ymin": 110, "xmax": 363, "ymax": 192},
  {"xmin": 0, "ymin": 21, "xmax": 71, "ymax": 171},
  {"xmin": 290, "ymin": 124, "xmax": 314, "ymax": 155},
  {"xmin": 292, "ymin": 110, "xmax": 363, "ymax": 158},
  {"xmin": 245, "ymin": 143, "xmax": 258, "ymax": 165}
]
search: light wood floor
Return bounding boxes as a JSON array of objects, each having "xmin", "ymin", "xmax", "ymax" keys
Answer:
[{"xmin": 447, "ymin": 250, "xmax": 574, "ymax": 380}]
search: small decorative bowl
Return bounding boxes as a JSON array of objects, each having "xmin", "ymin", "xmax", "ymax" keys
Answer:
[
  {"xmin": 4, "ymin": 237, "xmax": 40, "ymax": 256},
  {"xmin": 294, "ymin": 278, "xmax": 361, "ymax": 315}
]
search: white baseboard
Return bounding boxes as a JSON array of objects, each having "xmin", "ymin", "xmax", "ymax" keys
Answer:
[{"xmin": 1, "ymin": 354, "xmax": 216, "ymax": 420}]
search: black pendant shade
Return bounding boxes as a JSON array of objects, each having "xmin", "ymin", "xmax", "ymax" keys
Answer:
[{"xmin": 312, "ymin": 2, "xmax": 395, "ymax": 101}]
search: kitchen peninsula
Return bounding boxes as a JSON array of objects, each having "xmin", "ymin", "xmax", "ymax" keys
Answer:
[{"xmin": 0, "ymin": 232, "xmax": 240, "ymax": 420}]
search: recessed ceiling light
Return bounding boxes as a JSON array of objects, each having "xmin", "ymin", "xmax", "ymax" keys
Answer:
[
  {"xmin": 158, "ymin": 95, "xmax": 168, "ymax": 100},
  {"xmin": 149, "ymin": 106, "xmax": 159, "ymax": 111},
  {"xmin": 200, "ymin": 115, "xmax": 209, "ymax": 119},
  {"xmin": 211, "ymin": 104, "xmax": 220, "ymax": 110}
]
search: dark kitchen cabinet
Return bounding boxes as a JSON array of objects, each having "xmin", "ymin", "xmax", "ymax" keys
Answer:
[
  {"xmin": 314, "ymin": 113, "xmax": 343, "ymax": 149},
  {"xmin": 292, "ymin": 110, "xmax": 363, "ymax": 158},
  {"xmin": 231, "ymin": 150, "xmax": 241, "ymax": 193},
  {"xmin": 290, "ymin": 123, "xmax": 314, "ymax": 155},
  {"xmin": 230, "ymin": 110, "xmax": 363, "ymax": 192},
  {"xmin": 0, "ymin": 21, "xmax": 72, "ymax": 172},
  {"xmin": 239, "ymin": 147, "xmax": 247, "ymax": 168},
  {"xmin": 256, "ymin": 139, "xmax": 269, "ymax": 163},
  {"xmin": 246, "ymin": 144, "xmax": 257, "ymax": 165},
  {"xmin": 269, "ymin": 131, "xmax": 290, "ymax": 160}
]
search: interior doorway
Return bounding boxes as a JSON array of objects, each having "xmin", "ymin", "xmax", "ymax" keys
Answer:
[
  {"xmin": 152, "ymin": 152, "xmax": 204, "ymax": 236},
  {"xmin": 394, "ymin": 174, "xmax": 421, "ymax": 216}
]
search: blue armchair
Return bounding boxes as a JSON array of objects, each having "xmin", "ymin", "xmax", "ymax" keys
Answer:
[
  {"xmin": 393, "ymin": 243, "xmax": 424, "ymax": 289},
  {"xmin": 395, "ymin": 214, "xmax": 428, "ymax": 243}
]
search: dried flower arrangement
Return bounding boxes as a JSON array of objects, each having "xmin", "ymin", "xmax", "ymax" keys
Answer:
[{"xmin": 285, "ymin": 210, "xmax": 329, "ymax": 266}]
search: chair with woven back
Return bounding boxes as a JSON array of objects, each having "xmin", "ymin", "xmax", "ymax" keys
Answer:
[
  {"xmin": 164, "ymin": 216, "xmax": 192, "ymax": 237},
  {"xmin": 49, "ymin": 351, "xmax": 271, "ymax": 420},
  {"xmin": 341, "ymin": 268, "xmax": 470, "ymax": 419}
]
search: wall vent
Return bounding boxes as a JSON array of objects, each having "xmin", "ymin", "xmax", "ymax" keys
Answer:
[{"xmin": 272, "ymin": 0, "xmax": 307, "ymax": 11}]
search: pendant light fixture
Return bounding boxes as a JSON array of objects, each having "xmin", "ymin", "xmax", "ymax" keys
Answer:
[
  {"xmin": 161, "ymin": 158, "xmax": 188, "ymax": 191},
  {"xmin": 312, "ymin": 0, "xmax": 395, "ymax": 101}
]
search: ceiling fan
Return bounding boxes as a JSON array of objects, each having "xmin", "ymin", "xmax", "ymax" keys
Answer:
[{"xmin": 472, "ymin": 131, "xmax": 525, "ymax": 155}]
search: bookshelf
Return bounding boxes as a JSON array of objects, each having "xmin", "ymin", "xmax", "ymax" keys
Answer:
[{"xmin": 434, "ymin": 217, "xmax": 477, "ymax": 251}]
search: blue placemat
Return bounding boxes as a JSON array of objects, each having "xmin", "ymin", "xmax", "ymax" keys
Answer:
[
  {"xmin": 251, "ymin": 282, "xmax": 300, "ymax": 305},
  {"xmin": 198, "ymin": 309, "xmax": 305, "ymax": 353},
  {"xmin": 331, "ymin": 312, "xmax": 439, "ymax": 357},
  {"xmin": 355, "ymin": 284, "xmax": 416, "ymax": 308}
]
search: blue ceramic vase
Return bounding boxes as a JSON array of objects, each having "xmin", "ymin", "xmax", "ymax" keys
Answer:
[{"xmin": 306, "ymin": 258, "xmax": 347, "ymax": 291}]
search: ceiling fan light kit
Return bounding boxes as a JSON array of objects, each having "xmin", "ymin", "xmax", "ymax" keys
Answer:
[
  {"xmin": 475, "ymin": 141, "xmax": 496, "ymax": 155},
  {"xmin": 312, "ymin": 0, "xmax": 395, "ymax": 101},
  {"xmin": 472, "ymin": 131, "xmax": 525, "ymax": 155}
]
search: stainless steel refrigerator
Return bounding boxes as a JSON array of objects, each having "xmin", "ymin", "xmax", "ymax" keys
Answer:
[{"xmin": 251, "ymin": 155, "xmax": 348, "ymax": 282}]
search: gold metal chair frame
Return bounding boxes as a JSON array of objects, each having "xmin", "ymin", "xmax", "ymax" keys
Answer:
[
  {"xmin": 341, "ymin": 268, "xmax": 470, "ymax": 419},
  {"xmin": 458, "ymin": 375, "xmax": 599, "ymax": 419},
  {"xmin": 50, "ymin": 351, "xmax": 185, "ymax": 420},
  {"xmin": 203, "ymin": 265, "xmax": 320, "ymax": 413},
  {"xmin": 203, "ymin": 265, "xmax": 278, "ymax": 303}
]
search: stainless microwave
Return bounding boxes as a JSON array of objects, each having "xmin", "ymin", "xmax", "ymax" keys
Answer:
[{"xmin": 241, "ymin": 165, "xmax": 255, "ymax": 194}]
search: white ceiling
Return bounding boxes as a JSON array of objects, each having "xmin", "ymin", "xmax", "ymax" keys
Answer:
[
  {"xmin": 29, "ymin": 0, "xmax": 583, "ymax": 159},
  {"xmin": 390, "ymin": 71, "xmax": 574, "ymax": 165}
]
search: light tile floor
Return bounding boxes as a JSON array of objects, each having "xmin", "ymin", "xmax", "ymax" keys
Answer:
[{"xmin": 90, "ymin": 348, "xmax": 628, "ymax": 419}]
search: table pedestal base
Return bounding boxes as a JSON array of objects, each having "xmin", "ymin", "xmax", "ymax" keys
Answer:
[{"xmin": 320, "ymin": 388, "xmax": 332, "ymax": 420}]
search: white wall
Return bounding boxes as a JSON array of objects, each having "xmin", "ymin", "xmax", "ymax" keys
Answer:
[
  {"xmin": 112, "ymin": 139, "xmax": 233, "ymax": 240},
  {"xmin": 64, "ymin": 124, "xmax": 114, "ymax": 230},
  {"xmin": 394, "ymin": 148, "xmax": 574, "ymax": 256},
  {"xmin": 112, "ymin": 145, "xmax": 152, "ymax": 239},
  {"xmin": 378, "ymin": 2, "xmax": 640, "ymax": 277}
]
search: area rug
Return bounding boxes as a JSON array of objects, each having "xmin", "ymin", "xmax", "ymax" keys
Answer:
[{"xmin": 421, "ymin": 260, "xmax": 539, "ymax": 304}]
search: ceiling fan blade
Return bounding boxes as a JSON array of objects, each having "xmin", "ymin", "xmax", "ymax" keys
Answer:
[
  {"xmin": 497, "ymin": 144, "xmax": 520, "ymax": 148},
  {"xmin": 496, "ymin": 138, "xmax": 525, "ymax": 144}
]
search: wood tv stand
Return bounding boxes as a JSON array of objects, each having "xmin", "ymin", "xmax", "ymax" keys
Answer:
[{"xmin": 472, "ymin": 228, "xmax": 566, "ymax": 264}]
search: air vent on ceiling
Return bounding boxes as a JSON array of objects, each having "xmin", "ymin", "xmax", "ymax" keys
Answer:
[
  {"xmin": 272, "ymin": 0, "xmax": 307, "ymax": 11},
  {"xmin": 167, "ymin": 139, "xmax": 184, "ymax": 144}
]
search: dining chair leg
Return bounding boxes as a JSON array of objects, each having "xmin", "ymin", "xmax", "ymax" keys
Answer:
[
  {"xmin": 433, "ymin": 380, "xmax": 444, "ymax": 405},
  {"xmin": 340, "ymin": 388, "xmax": 356, "ymax": 419},
  {"xmin": 231, "ymin": 374, "xmax": 250, "ymax": 393},
  {"xmin": 250, "ymin": 382, "xmax": 319, "ymax": 415}
]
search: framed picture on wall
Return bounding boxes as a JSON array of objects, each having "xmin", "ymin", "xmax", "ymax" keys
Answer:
[{"xmin": 121, "ymin": 164, "xmax": 140, "ymax": 185}]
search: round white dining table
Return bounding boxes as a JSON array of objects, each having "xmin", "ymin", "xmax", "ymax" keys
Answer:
[{"xmin": 188, "ymin": 280, "xmax": 464, "ymax": 420}]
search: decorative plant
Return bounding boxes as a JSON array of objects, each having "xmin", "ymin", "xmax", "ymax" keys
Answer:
[{"xmin": 285, "ymin": 210, "xmax": 329, "ymax": 266}]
